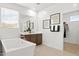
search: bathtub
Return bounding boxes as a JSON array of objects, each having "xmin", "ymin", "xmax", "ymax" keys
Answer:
[{"xmin": 1, "ymin": 38, "xmax": 36, "ymax": 56}]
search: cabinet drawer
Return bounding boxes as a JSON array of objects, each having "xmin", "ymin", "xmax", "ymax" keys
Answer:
[
  {"xmin": 37, "ymin": 34, "xmax": 42, "ymax": 45},
  {"xmin": 31, "ymin": 34, "xmax": 36, "ymax": 43},
  {"xmin": 25, "ymin": 35, "xmax": 31, "ymax": 41}
]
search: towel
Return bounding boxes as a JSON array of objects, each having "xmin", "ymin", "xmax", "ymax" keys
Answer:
[
  {"xmin": 51, "ymin": 25, "xmax": 53, "ymax": 31},
  {"xmin": 55, "ymin": 25, "xmax": 58, "ymax": 31}
]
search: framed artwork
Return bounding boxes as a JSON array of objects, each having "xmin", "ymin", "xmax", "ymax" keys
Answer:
[
  {"xmin": 50, "ymin": 13, "xmax": 60, "ymax": 25},
  {"xmin": 43, "ymin": 19, "xmax": 50, "ymax": 29}
]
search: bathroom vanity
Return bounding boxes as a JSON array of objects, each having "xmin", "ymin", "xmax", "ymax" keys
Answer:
[{"xmin": 21, "ymin": 33, "xmax": 42, "ymax": 45}]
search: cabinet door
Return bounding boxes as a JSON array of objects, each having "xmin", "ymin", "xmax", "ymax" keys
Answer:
[
  {"xmin": 25, "ymin": 35, "xmax": 31, "ymax": 41},
  {"xmin": 37, "ymin": 34, "xmax": 42, "ymax": 45},
  {"xmin": 31, "ymin": 34, "xmax": 36, "ymax": 43}
]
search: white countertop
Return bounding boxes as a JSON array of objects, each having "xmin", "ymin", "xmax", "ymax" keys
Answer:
[{"xmin": 21, "ymin": 32, "xmax": 42, "ymax": 35}]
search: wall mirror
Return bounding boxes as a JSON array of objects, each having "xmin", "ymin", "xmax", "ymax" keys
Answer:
[
  {"xmin": 24, "ymin": 20, "xmax": 34, "ymax": 32},
  {"xmin": 21, "ymin": 15, "xmax": 34, "ymax": 32}
]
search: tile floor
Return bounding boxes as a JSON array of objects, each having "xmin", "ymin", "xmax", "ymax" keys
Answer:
[{"xmin": 34, "ymin": 42, "xmax": 79, "ymax": 56}]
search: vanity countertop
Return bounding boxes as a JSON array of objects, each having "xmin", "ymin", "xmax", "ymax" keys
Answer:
[{"xmin": 21, "ymin": 32, "xmax": 42, "ymax": 35}]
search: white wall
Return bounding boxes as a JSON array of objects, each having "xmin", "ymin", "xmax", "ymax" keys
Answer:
[{"xmin": 63, "ymin": 11, "xmax": 79, "ymax": 44}]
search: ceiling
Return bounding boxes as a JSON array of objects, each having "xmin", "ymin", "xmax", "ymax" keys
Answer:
[{"xmin": 17, "ymin": 3, "xmax": 55, "ymax": 12}]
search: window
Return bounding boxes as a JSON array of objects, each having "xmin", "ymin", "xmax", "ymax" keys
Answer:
[
  {"xmin": 70, "ymin": 15, "xmax": 79, "ymax": 22},
  {"xmin": 0, "ymin": 8, "xmax": 19, "ymax": 28}
]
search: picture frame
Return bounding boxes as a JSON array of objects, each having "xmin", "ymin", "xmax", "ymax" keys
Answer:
[
  {"xmin": 43, "ymin": 19, "xmax": 50, "ymax": 29},
  {"xmin": 50, "ymin": 13, "xmax": 60, "ymax": 25}
]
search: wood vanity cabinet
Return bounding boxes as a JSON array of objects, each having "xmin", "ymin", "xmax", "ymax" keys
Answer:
[
  {"xmin": 36, "ymin": 34, "xmax": 42, "ymax": 45},
  {"xmin": 25, "ymin": 35, "xmax": 31, "ymax": 41},
  {"xmin": 21, "ymin": 33, "xmax": 42, "ymax": 45},
  {"xmin": 30, "ymin": 34, "xmax": 37, "ymax": 43}
]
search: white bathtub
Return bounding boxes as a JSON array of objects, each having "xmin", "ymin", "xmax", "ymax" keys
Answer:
[{"xmin": 1, "ymin": 38, "xmax": 36, "ymax": 56}]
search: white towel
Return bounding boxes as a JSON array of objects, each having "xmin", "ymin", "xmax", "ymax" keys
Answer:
[
  {"xmin": 51, "ymin": 25, "xmax": 53, "ymax": 31},
  {"xmin": 55, "ymin": 25, "xmax": 58, "ymax": 31}
]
